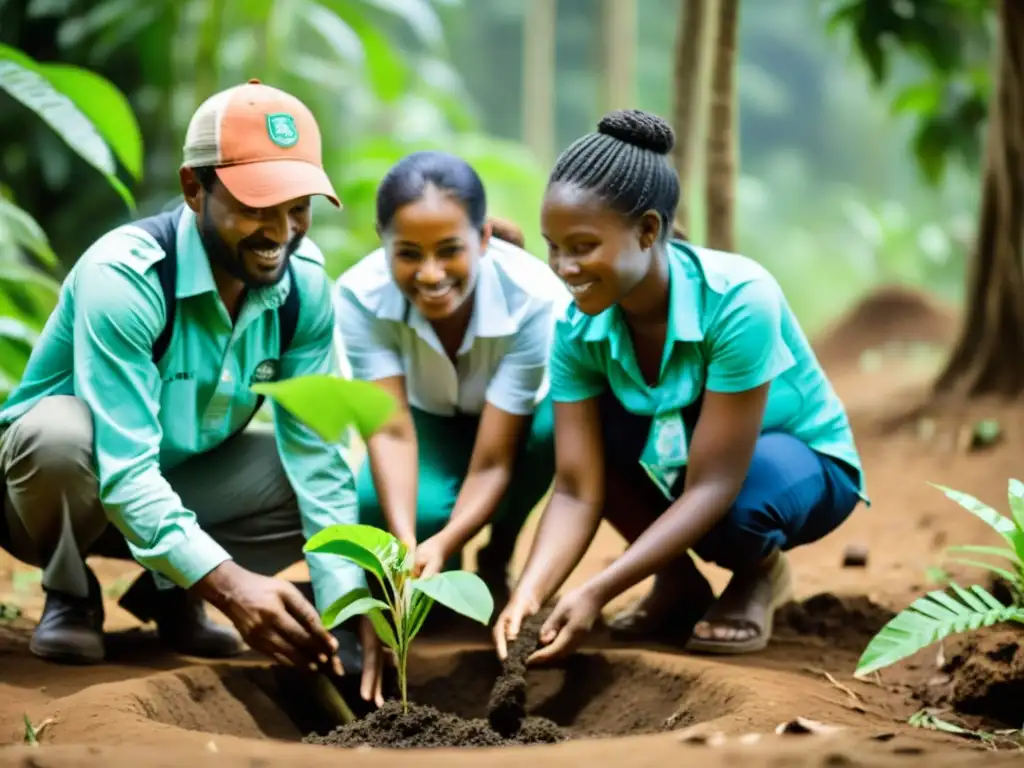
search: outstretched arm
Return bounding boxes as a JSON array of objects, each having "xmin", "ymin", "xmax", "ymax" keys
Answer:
[{"xmin": 421, "ymin": 306, "xmax": 554, "ymax": 567}]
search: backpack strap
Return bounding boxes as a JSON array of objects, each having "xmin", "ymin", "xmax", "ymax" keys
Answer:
[
  {"xmin": 277, "ymin": 261, "xmax": 300, "ymax": 356},
  {"xmin": 131, "ymin": 204, "xmax": 186, "ymax": 364}
]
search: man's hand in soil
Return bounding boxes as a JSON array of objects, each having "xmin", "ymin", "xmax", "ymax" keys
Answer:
[
  {"xmin": 493, "ymin": 590, "xmax": 541, "ymax": 660},
  {"xmin": 527, "ymin": 585, "xmax": 602, "ymax": 664},
  {"xmin": 411, "ymin": 534, "xmax": 447, "ymax": 579},
  {"xmin": 193, "ymin": 560, "xmax": 341, "ymax": 672}
]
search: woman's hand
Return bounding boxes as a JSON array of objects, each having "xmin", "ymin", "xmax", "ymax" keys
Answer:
[
  {"xmin": 411, "ymin": 534, "xmax": 447, "ymax": 579},
  {"xmin": 528, "ymin": 585, "xmax": 603, "ymax": 664},
  {"xmin": 492, "ymin": 589, "xmax": 541, "ymax": 660}
]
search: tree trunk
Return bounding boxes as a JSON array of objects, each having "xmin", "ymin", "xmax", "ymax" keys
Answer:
[
  {"xmin": 601, "ymin": 0, "xmax": 637, "ymax": 114},
  {"xmin": 671, "ymin": 0, "xmax": 711, "ymax": 238},
  {"xmin": 934, "ymin": 0, "xmax": 1024, "ymax": 397},
  {"xmin": 704, "ymin": 0, "xmax": 738, "ymax": 252},
  {"xmin": 522, "ymin": 0, "xmax": 557, "ymax": 167}
]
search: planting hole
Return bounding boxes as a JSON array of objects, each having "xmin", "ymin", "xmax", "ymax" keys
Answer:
[{"xmin": 46, "ymin": 649, "xmax": 740, "ymax": 750}]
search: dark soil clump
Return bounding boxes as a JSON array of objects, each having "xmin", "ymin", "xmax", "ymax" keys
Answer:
[
  {"xmin": 774, "ymin": 592, "xmax": 895, "ymax": 651},
  {"xmin": 933, "ymin": 628, "xmax": 1024, "ymax": 729},
  {"xmin": 487, "ymin": 610, "xmax": 547, "ymax": 737},
  {"xmin": 304, "ymin": 700, "xmax": 565, "ymax": 749},
  {"xmin": 306, "ymin": 611, "xmax": 571, "ymax": 749}
]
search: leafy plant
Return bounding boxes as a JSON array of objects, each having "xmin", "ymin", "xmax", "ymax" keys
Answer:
[
  {"xmin": 0, "ymin": 43, "xmax": 143, "ymax": 209},
  {"xmin": 854, "ymin": 480, "xmax": 1024, "ymax": 678},
  {"xmin": 253, "ymin": 372, "xmax": 495, "ymax": 712},
  {"xmin": 304, "ymin": 523, "xmax": 494, "ymax": 712},
  {"xmin": 251, "ymin": 373, "xmax": 398, "ymax": 442}
]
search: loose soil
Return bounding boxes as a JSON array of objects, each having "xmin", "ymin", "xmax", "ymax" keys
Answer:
[{"xmin": 3, "ymin": 284, "xmax": 1024, "ymax": 768}]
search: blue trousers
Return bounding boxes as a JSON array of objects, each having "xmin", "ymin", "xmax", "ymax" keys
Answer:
[{"xmin": 598, "ymin": 394, "xmax": 861, "ymax": 572}]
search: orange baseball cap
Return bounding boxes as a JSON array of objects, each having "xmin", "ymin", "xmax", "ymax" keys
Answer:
[{"xmin": 181, "ymin": 79, "xmax": 340, "ymax": 208}]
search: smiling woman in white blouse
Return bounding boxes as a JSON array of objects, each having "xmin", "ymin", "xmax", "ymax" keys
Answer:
[{"xmin": 334, "ymin": 150, "xmax": 570, "ymax": 607}]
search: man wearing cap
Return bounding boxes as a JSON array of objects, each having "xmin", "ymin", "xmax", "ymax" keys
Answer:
[{"xmin": 0, "ymin": 80, "xmax": 383, "ymax": 706}]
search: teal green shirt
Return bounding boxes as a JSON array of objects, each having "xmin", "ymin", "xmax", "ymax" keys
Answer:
[
  {"xmin": 549, "ymin": 240, "xmax": 866, "ymax": 498},
  {"xmin": 0, "ymin": 208, "xmax": 365, "ymax": 611}
]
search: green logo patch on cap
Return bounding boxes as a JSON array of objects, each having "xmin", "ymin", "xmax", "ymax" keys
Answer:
[{"xmin": 266, "ymin": 112, "xmax": 298, "ymax": 148}]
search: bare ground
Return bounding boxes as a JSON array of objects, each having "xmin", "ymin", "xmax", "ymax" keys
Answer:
[{"xmin": 1, "ymin": 284, "xmax": 1022, "ymax": 767}]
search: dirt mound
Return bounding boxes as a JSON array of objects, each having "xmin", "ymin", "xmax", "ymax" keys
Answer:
[
  {"xmin": 305, "ymin": 699, "xmax": 566, "ymax": 748},
  {"xmin": 936, "ymin": 628, "xmax": 1024, "ymax": 728},
  {"xmin": 814, "ymin": 285, "xmax": 957, "ymax": 371},
  {"xmin": 775, "ymin": 593, "xmax": 896, "ymax": 651}
]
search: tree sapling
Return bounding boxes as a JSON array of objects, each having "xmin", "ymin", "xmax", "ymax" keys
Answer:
[
  {"xmin": 251, "ymin": 373, "xmax": 494, "ymax": 713},
  {"xmin": 304, "ymin": 523, "xmax": 494, "ymax": 712}
]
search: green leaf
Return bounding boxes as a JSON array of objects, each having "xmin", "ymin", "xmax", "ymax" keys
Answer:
[
  {"xmin": 0, "ymin": 317, "xmax": 39, "ymax": 349},
  {"xmin": 251, "ymin": 373, "xmax": 397, "ymax": 442},
  {"xmin": 1007, "ymin": 479, "xmax": 1024, "ymax": 533},
  {"xmin": 411, "ymin": 571, "xmax": 493, "ymax": 625},
  {"xmin": 366, "ymin": 607, "xmax": 399, "ymax": 650},
  {"xmin": 0, "ymin": 197, "xmax": 57, "ymax": 267},
  {"xmin": 404, "ymin": 589, "xmax": 434, "ymax": 643},
  {"xmin": 945, "ymin": 544, "xmax": 1020, "ymax": 562},
  {"xmin": 0, "ymin": 45, "xmax": 134, "ymax": 209},
  {"xmin": 39, "ymin": 63, "xmax": 144, "ymax": 180},
  {"xmin": 321, "ymin": 587, "xmax": 389, "ymax": 630},
  {"xmin": 946, "ymin": 557, "xmax": 1021, "ymax": 589},
  {"xmin": 854, "ymin": 584, "xmax": 1021, "ymax": 678},
  {"xmin": 304, "ymin": 523, "xmax": 401, "ymax": 586},
  {"xmin": 930, "ymin": 483, "xmax": 1024, "ymax": 561}
]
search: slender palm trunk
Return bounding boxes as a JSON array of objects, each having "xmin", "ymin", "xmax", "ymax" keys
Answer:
[
  {"xmin": 671, "ymin": 0, "xmax": 711, "ymax": 237},
  {"xmin": 704, "ymin": 0, "xmax": 739, "ymax": 252}
]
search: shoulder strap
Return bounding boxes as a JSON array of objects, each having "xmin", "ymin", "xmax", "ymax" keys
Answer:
[
  {"xmin": 132, "ymin": 203, "xmax": 186, "ymax": 364},
  {"xmin": 277, "ymin": 261, "xmax": 300, "ymax": 356}
]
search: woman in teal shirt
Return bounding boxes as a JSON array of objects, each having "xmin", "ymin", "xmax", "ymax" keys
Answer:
[
  {"xmin": 335, "ymin": 151, "xmax": 570, "ymax": 606},
  {"xmin": 493, "ymin": 110, "xmax": 865, "ymax": 660}
]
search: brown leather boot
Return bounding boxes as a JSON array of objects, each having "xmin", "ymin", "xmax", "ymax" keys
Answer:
[
  {"xmin": 29, "ymin": 567, "xmax": 105, "ymax": 664},
  {"xmin": 118, "ymin": 572, "xmax": 244, "ymax": 658}
]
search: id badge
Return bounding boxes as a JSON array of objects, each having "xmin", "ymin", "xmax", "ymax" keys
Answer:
[{"xmin": 639, "ymin": 409, "xmax": 689, "ymax": 501}]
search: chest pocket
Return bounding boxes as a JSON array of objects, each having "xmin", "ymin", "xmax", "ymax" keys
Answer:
[{"xmin": 132, "ymin": 204, "xmax": 302, "ymax": 438}]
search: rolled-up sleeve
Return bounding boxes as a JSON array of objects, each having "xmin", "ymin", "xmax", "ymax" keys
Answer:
[
  {"xmin": 333, "ymin": 285, "xmax": 403, "ymax": 382},
  {"xmin": 275, "ymin": 270, "xmax": 367, "ymax": 612},
  {"xmin": 73, "ymin": 258, "xmax": 230, "ymax": 587}
]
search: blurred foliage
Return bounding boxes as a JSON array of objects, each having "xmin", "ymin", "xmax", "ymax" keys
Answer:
[
  {"xmin": 0, "ymin": 0, "xmax": 550, "ymax": 281},
  {"xmin": 0, "ymin": 42, "xmax": 140, "ymax": 399},
  {"xmin": 823, "ymin": 0, "xmax": 993, "ymax": 187},
  {"xmin": 0, "ymin": 0, "xmax": 995, "ymax": 378}
]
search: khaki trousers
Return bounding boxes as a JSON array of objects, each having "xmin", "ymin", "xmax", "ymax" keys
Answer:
[{"xmin": 0, "ymin": 395, "xmax": 308, "ymax": 599}]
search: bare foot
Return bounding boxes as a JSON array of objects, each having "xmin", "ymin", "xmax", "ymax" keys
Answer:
[
  {"xmin": 686, "ymin": 551, "xmax": 792, "ymax": 654},
  {"xmin": 607, "ymin": 555, "xmax": 715, "ymax": 640}
]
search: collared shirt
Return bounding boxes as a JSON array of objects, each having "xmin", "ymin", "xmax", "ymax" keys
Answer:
[
  {"xmin": 334, "ymin": 237, "xmax": 572, "ymax": 417},
  {"xmin": 0, "ymin": 208, "xmax": 364, "ymax": 611},
  {"xmin": 549, "ymin": 239, "xmax": 867, "ymax": 498}
]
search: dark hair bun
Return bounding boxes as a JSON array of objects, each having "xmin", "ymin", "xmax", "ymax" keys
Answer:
[{"xmin": 597, "ymin": 109, "xmax": 674, "ymax": 155}]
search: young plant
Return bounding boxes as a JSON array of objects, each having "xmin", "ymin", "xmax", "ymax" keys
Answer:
[
  {"xmin": 854, "ymin": 479, "xmax": 1024, "ymax": 678},
  {"xmin": 304, "ymin": 523, "xmax": 494, "ymax": 712},
  {"xmin": 252, "ymin": 373, "xmax": 494, "ymax": 712}
]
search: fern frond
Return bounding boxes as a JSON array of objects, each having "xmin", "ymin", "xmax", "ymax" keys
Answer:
[{"xmin": 854, "ymin": 584, "xmax": 1023, "ymax": 678}]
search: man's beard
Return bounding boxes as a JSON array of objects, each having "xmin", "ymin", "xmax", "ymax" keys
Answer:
[{"xmin": 198, "ymin": 205, "xmax": 303, "ymax": 289}]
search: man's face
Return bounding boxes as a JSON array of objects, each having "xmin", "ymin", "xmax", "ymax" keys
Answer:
[{"xmin": 182, "ymin": 168, "xmax": 312, "ymax": 288}]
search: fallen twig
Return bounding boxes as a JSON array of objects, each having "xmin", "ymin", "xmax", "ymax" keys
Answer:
[{"xmin": 802, "ymin": 666, "xmax": 862, "ymax": 704}]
